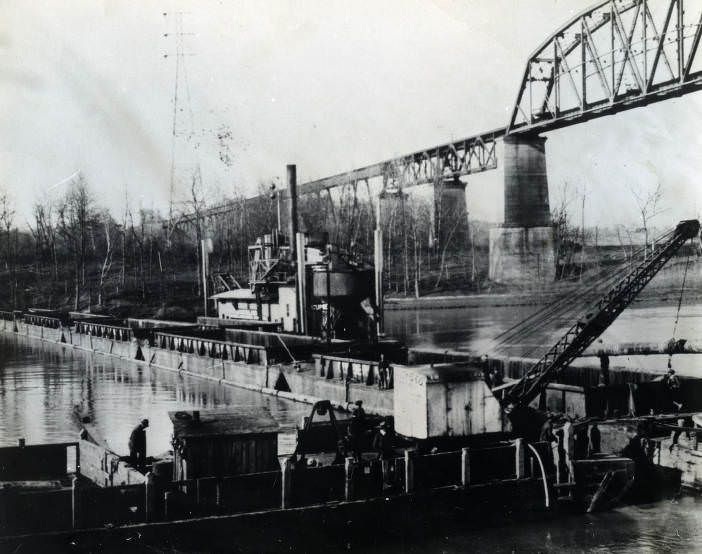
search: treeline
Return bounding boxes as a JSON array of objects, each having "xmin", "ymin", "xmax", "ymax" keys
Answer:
[{"xmin": 0, "ymin": 175, "xmax": 488, "ymax": 315}]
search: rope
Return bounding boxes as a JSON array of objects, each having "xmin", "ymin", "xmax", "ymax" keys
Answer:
[
  {"xmin": 488, "ymin": 227, "xmax": 677, "ymax": 359},
  {"xmin": 276, "ymin": 334, "xmax": 297, "ymax": 364},
  {"xmin": 668, "ymin": 244, "xmax": 691, "ymax": 368}
]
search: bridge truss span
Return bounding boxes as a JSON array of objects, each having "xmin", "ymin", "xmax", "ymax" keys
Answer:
[
  {"xmin": 507, "ymin": 0, "xmax": 702, "ymax": 134},
  {"xmin": 293, "ymin": 128, "xmax": 503, "ymax": 197}
]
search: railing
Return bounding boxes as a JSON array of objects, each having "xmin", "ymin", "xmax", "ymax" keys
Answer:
[
  {"xmin": 22, "ymin": 314, "xmax": 62, "ymax": 328},
  {"xmin": 0, "ymin": 439, "xmax": 548, "ymax": 536},
  {"xmin": 74, "ymin": 321, "xmax": 132, "ymax": 342},
  {"xmin": 314, "ymin": 354, "xmax": 394, "ymax": 389},
  {"xmin": 0, "ymin": 310, "xmax": 14, "ymax": 321},
  {"xmin": 153, "ymin": 331, "xmax": 276, "ymax": 366}
]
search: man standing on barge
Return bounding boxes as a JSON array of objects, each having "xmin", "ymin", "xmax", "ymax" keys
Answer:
[{"xmin": 129, "ymin": 418, "xmax": 149, "ymax": 471}]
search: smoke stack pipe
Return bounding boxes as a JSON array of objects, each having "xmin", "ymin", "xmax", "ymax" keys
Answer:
[{"xmin": 287, "ymin": 164, "xmax": 298, "ymax": 256}]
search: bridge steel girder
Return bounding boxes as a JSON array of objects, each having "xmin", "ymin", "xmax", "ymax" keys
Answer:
[
  {"xmin": 183, "ymin": 0, "xmax": 702, "ymax": 226},
  {"xmin": 507, "ymin": 0, "xmax": 702, "ymax": 135},
  {"xmin": 285, "ymin": 128, "xmax": 504, "ymax": 199}
]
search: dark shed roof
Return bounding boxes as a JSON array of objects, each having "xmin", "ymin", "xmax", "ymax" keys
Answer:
[{"xmin": 169, "ymin": 408, "xmax": 279, "ymax": 439}]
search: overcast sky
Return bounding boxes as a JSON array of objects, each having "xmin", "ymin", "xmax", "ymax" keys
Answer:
[{"xmin": 1, "ymin": 0, "xmax": 701, "ymax": 228}]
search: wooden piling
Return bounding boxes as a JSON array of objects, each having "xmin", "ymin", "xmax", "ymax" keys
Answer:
[{"xmin": 461, "ymin": 447, "xmax": 471, "ymax": 487}]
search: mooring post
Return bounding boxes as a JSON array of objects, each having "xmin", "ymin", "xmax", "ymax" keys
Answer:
[
  {"xmin": 145, "ymin": 472, "xmax": 156, "ymax": 523},
  {"xmin": 461, "ymin": 447, "xmax": 471, "ymax": 487},
  {"xmin": 344, "ymin": 457, "xmax": 355, "ymax": 501},
  {"xmin": 281, "ymin": 458, "xmax": 293, "ymax": 509},
  {"xmin": 515, "ymin": 438, "xmax": 525, "ymax": 479},
  {"xmin": 404, "ymin": 449, "xmax": 414, "ymax": 494},
  {"xmin": 71, "ymin": 476, "xmax": 81, "ymax": 529}
]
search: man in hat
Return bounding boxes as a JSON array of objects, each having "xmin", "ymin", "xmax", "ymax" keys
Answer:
[
  {"xmin": 373, "ymin": 421, "xmax": 394, "ymax": 488},
  {"xmin": 128, "ymin": 418, "xmax": 149, "ymax": 471}
]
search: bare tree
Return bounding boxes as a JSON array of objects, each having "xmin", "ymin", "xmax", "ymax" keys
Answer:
[
  {"xmin": 30, "ymin": 200, "xmax": 59, "ymax": 280},
  {"xmin": 0, "ymin": 190, "xmax": 16, "ymax": 308},
  {"xmin": 629, "ymin": 182, "xmax": 664, "ymax": 260},
  {"xmin": 57, "ymin": 174, "xmax": 93, "ymax": 310},
  {"xmin": 188, "ymin": 172, "xmax": 207, "ymax": 297},
  {"xmin": 97, "ymin": 211, "xmax": 116, "ymax": 306}
]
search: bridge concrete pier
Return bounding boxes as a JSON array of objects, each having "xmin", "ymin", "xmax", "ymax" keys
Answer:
[
  {"xmin": 489, "ymin": 134, "xmax": 555, "ymax": 284},
  {"xmin": 433, "ymin": 176, "xmax": 468, "ymax": 246}
]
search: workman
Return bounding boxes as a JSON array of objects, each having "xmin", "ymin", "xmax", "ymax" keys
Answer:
[
  {"xmin": 597, "ymin": 343, "xmax": 610, "ymax": 387},
  {"xmin": 481, "ymin": 354, "xmax": 491, "ymax": 386},
  {"xmin": 332, "ymin": 440, "xmax": 348, "ymax": 465},
  {"xmin": 352, "ymin": 399, "xmax": 366, "ymax": 421},
  {"xmin": 621, "ymin": 425, "xmax": 648, "ymax": 466},
  {"xmin": 348, "ymin": 401, "xmax": 366, "ymax": 461},
  {"xmin": 372, "ymin": 421, "xmax": 394, "ymax": 488},
  {"xmin": 561, "ymin": 419, "xmax": 576, "ymax": 483},
  {"xmin": 539, "ymin": 414, "xmax": 556, "ymax": 443},
  {"xmin": 663, "ymin": 366, "xmax": 683, "ymax": 412},
  {"xmin": 553, "ymin": 429, "xmax": 565, "ymax": 484},
  {"xmin": 128, "ymin": 418, "xmax": 149, "ymax": 471}
]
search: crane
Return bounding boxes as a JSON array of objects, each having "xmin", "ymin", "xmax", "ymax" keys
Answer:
[{"xmin": 500, "ymin": 219, "xmax": 700, "ymax": 419}]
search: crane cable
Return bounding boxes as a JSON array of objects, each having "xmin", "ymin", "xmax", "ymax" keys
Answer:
[{"xmin": 667, "ymin": 243, "xmax": 692, "ymax": 369}]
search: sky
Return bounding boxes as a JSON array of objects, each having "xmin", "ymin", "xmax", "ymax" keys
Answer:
[{"xmin": 1, "ymin": 0, "xmax": 701, "ymax": 229}]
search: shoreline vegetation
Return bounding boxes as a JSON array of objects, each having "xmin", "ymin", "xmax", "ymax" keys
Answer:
[{"xmin": 0, "ymin": 177, "xmax": 697, "ymax": 320}]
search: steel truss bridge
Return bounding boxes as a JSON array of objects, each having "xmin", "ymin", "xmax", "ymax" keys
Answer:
[{"xmin": 193, "ymin": 0, "xmax": 702, "ymax": 218}]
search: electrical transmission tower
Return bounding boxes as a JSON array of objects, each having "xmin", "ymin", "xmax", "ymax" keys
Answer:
[{"xmin": 163, "ymin": 11, "xmax": 202, "ymax": 246}]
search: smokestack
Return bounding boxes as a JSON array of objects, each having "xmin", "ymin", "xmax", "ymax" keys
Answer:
[{"xmin": 287, "ymin": 164, "xmax": 298, "ymax": 256}]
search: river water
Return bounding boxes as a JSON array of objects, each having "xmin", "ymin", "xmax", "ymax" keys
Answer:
[
  {"xmin": 386, "ymin": 302, "xmax": 702, "ymax": 377},
  {"xmin": 0, "ymin": 303, "xmax": 701, "ymax": 552}
]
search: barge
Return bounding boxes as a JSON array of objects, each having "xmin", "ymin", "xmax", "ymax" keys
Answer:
[{"xmin": 0, "ymin": 218, "xmax": 700, "ymax": 548}]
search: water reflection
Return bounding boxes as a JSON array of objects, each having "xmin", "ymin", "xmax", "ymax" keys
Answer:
[
  {"xmin": 0, "ymin": 335, "xmax": 309, "ymax": 456},
  {"xmin": 386, "ymin": 303, "xmax": 702, "ymax": 364}
]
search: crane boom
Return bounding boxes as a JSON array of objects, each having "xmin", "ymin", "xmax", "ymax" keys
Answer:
[{"xmin": 502, "ymin": 219, "xmax": 700, "ymax": 413}]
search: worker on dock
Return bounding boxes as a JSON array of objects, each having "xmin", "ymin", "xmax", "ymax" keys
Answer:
[{"xmin": 128, "ymin": 418, "xmax": 149, "ymax": 471}]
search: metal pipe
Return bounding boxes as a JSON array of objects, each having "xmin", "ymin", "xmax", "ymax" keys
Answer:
[
  {"xmin": 296, "ymin": 232, "xmax": 307, "ymax": 334},
  {"xmin": 201, "ymin": 238, "xmax": 209, "ymax": 317},
  {"xmin": 374, "ymin": 193, "xmax": 384, "ymax": 336},
  {"xmin": 287, "ymin": 165, "xmax": 298, "ymax": 256}
]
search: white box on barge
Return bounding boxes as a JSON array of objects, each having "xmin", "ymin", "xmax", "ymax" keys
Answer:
[{"xmin": 393, "ymin": 364, "xmax": 506, "ymax": 439}]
